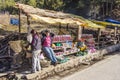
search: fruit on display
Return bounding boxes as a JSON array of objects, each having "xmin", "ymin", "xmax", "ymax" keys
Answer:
[
  {"xmin": 53, "ymin": 35, "xmax": 72, "ymax": 42},
  {"xmin": 52, "ymin": 44, "xmax": 56, "ymax": 48}
]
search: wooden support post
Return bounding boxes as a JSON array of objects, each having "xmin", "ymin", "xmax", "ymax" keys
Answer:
[
  {"xmin": 114, "ymin": 27, "xmax": 117, "ymax": 44},
  {"xmin": 58, "ymin": 23, "xmax": 61, "ymax": 34},
  {"xmin": 18, "ymin": 8, "xmax": 21, "ymax": 40},
  {"xmin": 66, "ymin": 23, "xmax": 69, "ymax": 31},
  {"xmin": 59, "ymin": 23, "xmax": 61, "ymax": 30},
  {"xmin": 97, "ymin": 28, "xmax": 101, "ymax": 48},
  {"xmin": 27, "ymin": 15, "xmax": 31, "ymax": 34},
  {"xmin": 18, "ymin": 8, "xmax": 21, "ymax": 39},
  {"xmin": 77, "ymin": 25, "xmax": 82, "ymax": 41},
  {"xmin": 82, "ymin": 27, "xmax": 85, "ymax": 34},
  {"xmin": 114, "ymin": 27, "xmax": 117, "ymax": 37},
  {"xmin": 118, "ymin": 29, "xmax": 120, "ymax": 43}
]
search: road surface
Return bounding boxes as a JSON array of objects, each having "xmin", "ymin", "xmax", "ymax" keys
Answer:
[{"xmin": 62, "ymin": 53, "xmax": 120, "ymax": 80}]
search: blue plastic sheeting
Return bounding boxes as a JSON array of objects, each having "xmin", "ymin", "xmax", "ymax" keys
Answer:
[
  {"xmin": 105, "ymin": 19, "xmax": 120, "ymax": 24},
  {"xmin": 10, "ymin": 18, "xmax": 19, "ymax": 25}
]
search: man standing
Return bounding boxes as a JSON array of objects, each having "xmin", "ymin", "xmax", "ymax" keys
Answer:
[{"xmin": 30, "ymin": 29, "xmax": 41, "ymax": 73}]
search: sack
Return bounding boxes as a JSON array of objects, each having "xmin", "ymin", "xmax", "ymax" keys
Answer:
[
  {"xmin": 26, "ymin": 50, "xmax": 32, "ymax": 58},
  {"xmin": 9, "ymin": 40, "xmax": 22, "ymax": 53}
]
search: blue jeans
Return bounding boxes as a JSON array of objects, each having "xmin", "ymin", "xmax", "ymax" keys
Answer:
[
  {"xmin": 32, "ymin": 50, "xmax": 41, "ymax": 72},
  {"xmin": 43, "ymin": 47, "xmax": 57, "ymax": 63}
]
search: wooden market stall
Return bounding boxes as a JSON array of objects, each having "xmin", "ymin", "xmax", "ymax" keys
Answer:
[
  {"xmin": 14, "ymin": 3, "xmax": 108, "ymax": 57},
  {"xmin": 15, "ymin": 3, "xmax": 105, "ymax": 39},
  {"xmin": 1, "ymin": 3, "xmax": 120, "ymax": 78},
  {"xmin": 92, "ymin": 20, "xmax": 120, "ymax": 48},
  {"xmin": 15, "ymin": 3, "xmax": 117, "ymax": 59},
  {"xmin": 15, "ymin": 3, "xmax": 87, "ymax": 57}
]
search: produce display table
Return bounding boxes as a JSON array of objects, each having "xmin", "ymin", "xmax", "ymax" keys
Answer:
[{"xmin": 52, "ymin": 35, "xmax": 79, "ymax": 57}]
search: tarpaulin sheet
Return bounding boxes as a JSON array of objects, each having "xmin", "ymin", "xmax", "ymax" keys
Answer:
[
  {"xmin": 105, "ymin": 19, "xmax": 120, "ymax": 24},
  {"xmin": 92, "ymin": 20, "xmax": 120, "ymax": 27}
]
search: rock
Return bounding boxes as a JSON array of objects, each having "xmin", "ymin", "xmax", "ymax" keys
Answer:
[{"xmin": 40, "ymin": 60, "xmax": 51, "ymax": 68}]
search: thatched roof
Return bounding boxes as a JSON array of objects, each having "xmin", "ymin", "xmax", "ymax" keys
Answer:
[
  {"xmin": 16, "ymin": 3, "xmax": 78, "ymax": 19},
  {"xmin": 15, "ymin": 3, "xmax": 105, "ymax": 29},
  {"xmin": 16, "ymin": 3, "xmax": 85, "ymax": 26}
]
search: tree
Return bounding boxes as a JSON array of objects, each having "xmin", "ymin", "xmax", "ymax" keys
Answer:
[
  {"xmin": 27, "ymin": 0, "xmax": 37, "ymax": 7},
  {"xmin": 36, "ymin": 0, "xmax": 44, "ymax": 8},
  {"xmin": 0, "ymin": 0, "xmax": 15, "ymax": 12},
  {"xmin": 44, "ymin": 0, "xmax": 64, "ymax": 11},
  {"xmin": 5, "ymin": 0, "xmax": 15, "ymax": 7}
]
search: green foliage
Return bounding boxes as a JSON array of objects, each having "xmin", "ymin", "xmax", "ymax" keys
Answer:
[
  {"xmin": 36, "ymin": 0, "xmax": 44, "ymax": 8},
  {"xmin": 0, "ymin": 0, "xmax": 120, "ymax": 17},
  {"xmin": 0, "ymin": 0, "xmax": 15, "ymax": 13},
  {"xmin": 77, "ymin": 0, "xmax": 91, "ymax": 8},
  {"xmin": 115, "ymin": 0, "xmax": 120, "ymax": 4},
  {"xmin": 44, "ymin": 0, "xmax": 64, "ymax": 10},
  {"xmin": 27, "ymin": 0, "xmax": 37, "ymax": 7},
  {"xmin": 0, "ymin": 0, "xmax": 15, "ymax": 8}
]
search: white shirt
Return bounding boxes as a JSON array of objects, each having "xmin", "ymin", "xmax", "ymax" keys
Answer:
[{"xmin": 27, "ymin": 34, "xmax": 32, "ymax": 43}]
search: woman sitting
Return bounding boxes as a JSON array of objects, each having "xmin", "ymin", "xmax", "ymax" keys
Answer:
[{"xmin": 41, "ymin": 30, "xmax": 58, "ymax": 66}]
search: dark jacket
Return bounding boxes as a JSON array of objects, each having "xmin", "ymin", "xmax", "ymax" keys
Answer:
[{"xmin": 31, "ymin": 34, "xmax": 41, "ymax": 51}]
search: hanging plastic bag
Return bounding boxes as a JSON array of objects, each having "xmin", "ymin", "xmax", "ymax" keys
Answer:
[{"xmin": 39, "ymin": 53, "xmax": 45, "ymax": 60}]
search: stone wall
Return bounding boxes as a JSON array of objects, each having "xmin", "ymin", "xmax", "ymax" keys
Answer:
[{"xmin": 12, "ymin": 44, "xmax": 120, "ymax": 80}]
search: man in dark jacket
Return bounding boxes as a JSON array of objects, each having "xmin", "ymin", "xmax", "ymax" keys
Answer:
[{"xmin": 30, "ymin": 29, "xmax": 41, "ymax": 73}]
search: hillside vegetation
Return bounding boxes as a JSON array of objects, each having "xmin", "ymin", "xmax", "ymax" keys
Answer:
[{"xmin": 0, "ymin": 0, "xmax": 120, "ymax": 20}]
